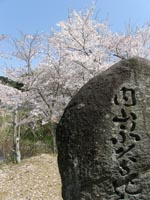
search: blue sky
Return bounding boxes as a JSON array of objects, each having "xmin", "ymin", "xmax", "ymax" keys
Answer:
[
  {"xmin": 1, "ymin": 0, "xmax": 150, "ymax": 35},
  {"xmin": 0, "ymin": 0, "xmax": 150, "ymax": 75}
]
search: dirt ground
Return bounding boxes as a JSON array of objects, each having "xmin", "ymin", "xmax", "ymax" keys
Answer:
[{"xmin": 0, "ymin": 154, "xmax": 62, "ymax": 200}]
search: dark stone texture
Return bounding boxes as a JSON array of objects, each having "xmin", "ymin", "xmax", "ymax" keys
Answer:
[{"xmin": 56, "ymin": 57, "xmax": 150, "ymax": 200}]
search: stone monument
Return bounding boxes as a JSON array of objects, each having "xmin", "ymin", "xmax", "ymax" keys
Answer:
[{"xmin": 56, "ymin": 57, "xmax": 150, "ymax": 200}]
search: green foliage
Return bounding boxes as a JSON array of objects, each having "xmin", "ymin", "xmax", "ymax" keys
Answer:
[
  {"xmin": 21, "ymin": 122, "xmax": 53, "ymax": 145},
  {"xmin": 20, "ymin": 122, "xmax": 54, "ymax": 158},
  {"xmin": 0, "ymin": 110, "xmax": 54, "ymax": 162},
  {"xmin": 0, "ymin": 116, "xmax": 4, "ymax": 127},
  {"xmin": 0, "ymin": 125, "xmax": 14, "ymax": 162}
]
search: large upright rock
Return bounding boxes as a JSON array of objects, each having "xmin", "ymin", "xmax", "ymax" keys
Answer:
[{"xmin": 56, "ymin": 57, "xmax": 150, "ymax": 200}]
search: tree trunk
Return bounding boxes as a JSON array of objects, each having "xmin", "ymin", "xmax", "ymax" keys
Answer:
[
  {"xmin": 14, "ymin": 136, "xmax": 21, "ymax": 163},
  {"xmin": 51, "ymin": 122, "xmax": 57, "ymax": 154},
  {"xmin": 13, "ymin": 106, "xmax": 21, "ymax": 163}
]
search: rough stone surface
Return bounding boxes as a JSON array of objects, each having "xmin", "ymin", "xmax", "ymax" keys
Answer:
[{"xmin": 56, "ymin": 57, "xmax": 150, "ymax": 200}]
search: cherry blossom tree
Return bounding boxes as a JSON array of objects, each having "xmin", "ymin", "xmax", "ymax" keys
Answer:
[
  {"xmin": 0, "ymin": 34, "xmax": 7, "ymax": 68},
  {"xmin": 6, "ymin": 7, "xmax": 150, "ymax": 124},
  {"xmin": 49, "ymin": 7, "xmax": 114, "ymax": 89},
  {"xmin": 3, "ymin": 6, "xmax": 150, "ymax": 154},
  {"xmin": 31, "ymin": 7, "xmax": 115, "ymax": 121},
  {"xmin": 5, "ymin": 33, "xmax": 42, "ymax": 90},
  {"xmin": 110, "ymin": 22, "xmax": 150, "ymax": 60},
  {"xmin": 27, "ymin": 60, "xmax": 72, "ymax": 152}
]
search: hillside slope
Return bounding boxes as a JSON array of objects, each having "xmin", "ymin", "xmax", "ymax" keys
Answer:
[{"xmin": 0, "ymin": 76, "xmax": 24, "ymax": 91}]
